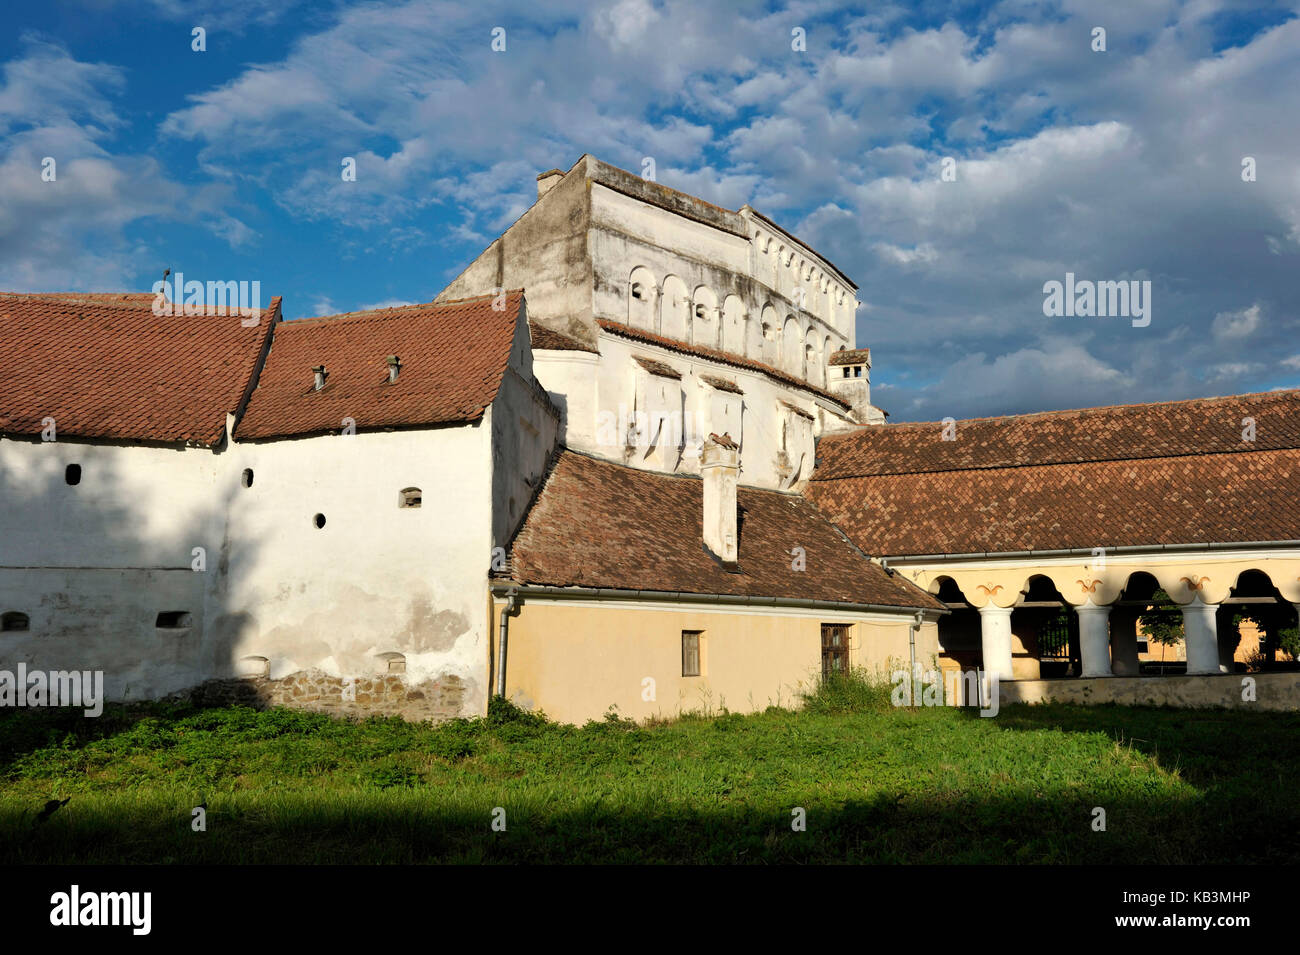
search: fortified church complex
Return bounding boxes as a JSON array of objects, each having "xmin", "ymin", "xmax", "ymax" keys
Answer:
[{"xmin": 2, "ymin": 155, "xmax": 1298, "ymax": 722}]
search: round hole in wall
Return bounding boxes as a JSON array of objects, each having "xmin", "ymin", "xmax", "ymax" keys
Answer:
[
  {"xmin": 65, "ymin": 464, "xmax": 81, "ymax": 485},
  {"xmin": 313, "ymin": 513, "xmax": 326, "ymax": 529},
  {"xmin": 241, "ymin": 468, "xmax": 254, "ymax": 488}
]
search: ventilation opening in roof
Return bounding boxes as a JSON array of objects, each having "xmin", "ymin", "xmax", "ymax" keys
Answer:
[
  {"xmin": 156, "ymin": 611, "xmax": 192, "ymax": 629},
  {"xmin": 65, "ymin": 464, "xmax": 81, "ymax": 485},
  {"xmin": 241, "ymin": 468, "xmax": 254, "ymax": 488},
  {"xmin": 314, "ymin": 513, "xmax": 327, "ymax": 528}
]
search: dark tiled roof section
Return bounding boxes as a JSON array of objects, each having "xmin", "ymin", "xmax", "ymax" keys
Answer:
[
  {"xmin": 528, "ymin": 321, "xmax": 598, "ymax": 353},
  {"xmin": 237, "ymin": 292, "xmax": 522, "ymax": 440},
  {"xmin": 828, "ymin": 348, "xmax": 871, "ymax": 366},
  {"xmin": 597, "ymin": 319, "xmax": 850, "ymax": 409},
  {"xmin": 507, "ymin": 451, "xmax": 942, "ymax": 610},
  {"xmin": 701, "ymin": 374, "xmax": 743, "ymax": 394},
  {"xmin": 805, "ymin": 448, "xmax": 1300, "ymax": 557},
  {"xmin": 633, "ymin": 355, "xmax": 682, "ymax": 379},
  {"xmin": 813, "ymin": 390, "xmax": 1300, "ymax": 480},
  {"xmin": 0, "ymin": 292, "xmax": 278, "ymax": 446}
]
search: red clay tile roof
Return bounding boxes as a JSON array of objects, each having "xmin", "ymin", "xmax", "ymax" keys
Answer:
[
  {"xmin": 828, "ymin": 348, "xmax": 870, "ymax": 366},
  {"xmin": 633, "ymin": 355, "xmax": 682, "ymax": 379},
  {"xmin": 700, "ymin": 374, "xmax": 744, "ymax": 395},
  {"xmin": 813, "ymin": 390, "xmax": 1300, "ymax": 479},
  {"xmin": 0, "ymin": 292, "xmax": 278, "ymax": 446},
  {"xmin": 597, "ymin": 319, "xmax": 851, "ymax": 409},
  {"xmin": 528, "ymin": 321, "xmax": 598, "ymax": 353},
  {"xmin": 807, "ymin": 391, "xmax": 1300, "ymax": 556},
  {"xmin": 237, "ymin": 292, "xmax": 523, "ymax": 440},
  {"xmin": 505, "ymin": 450, "xmax": 941, "ymax": 610}
]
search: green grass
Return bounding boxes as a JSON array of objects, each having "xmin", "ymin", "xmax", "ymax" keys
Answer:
[{"xmin": 2, "ymin": 675, "xmax": 1297, "ymax": 864}]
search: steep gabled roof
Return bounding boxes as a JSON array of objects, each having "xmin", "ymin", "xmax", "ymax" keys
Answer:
[
  {"xmin": 504, "ymin": 450, "xmax": 942, "ymax": 610},
  {"xmin": 807, "ymin": 390, "xmax": 1300, "ymax": 556},
  {"xmin": 0, "ymin": 292, "xmax": 278, "ymax": 446},
  {"xmin": 236, "ymin": 291, "xmax": 524, "ymax": 440}
]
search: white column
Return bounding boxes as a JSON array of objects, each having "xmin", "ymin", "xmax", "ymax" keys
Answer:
[
  {"xmin": 1181, "ymin": 601, "xmax": 1223, "ymax": 675},
  {"xmin": 1076, "ymin": 601, "xmax": 1113, "ymax": 678},
  {"xmin": 1109, "ymin": 610, "xmax": 1141, "ymax": 676},
  {"xmin": 979, "ymin": 604, "xmax": 1015, "ymax": 682}
]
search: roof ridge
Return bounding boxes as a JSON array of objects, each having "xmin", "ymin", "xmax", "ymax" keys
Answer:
[
  {"xmin": 822, "ymin": 388, "xmax": 1300, "ymax": 436},
  {"xmin": 809, "ymin": 442, "xmax": 1300, "ymax": 482},
  {"xmin": 0, "ymin": 292, "xmax": 275, "ymax": 318},
  {"xmin": 291, "ymin": 290, "xmax": 524, "ymax": 326}
]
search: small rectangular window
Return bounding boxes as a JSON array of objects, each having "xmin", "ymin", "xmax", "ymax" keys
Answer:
[
  {"xmin": 156, "ymin": 611, "xmax": 192, "ymax": 629},
  {"xmin": 821, "ymin": 624, "xmax": 850, "ymax": 679},
  {"xmin": 682, "ymin": 630, "xmax": 702, "ymax": 677}
]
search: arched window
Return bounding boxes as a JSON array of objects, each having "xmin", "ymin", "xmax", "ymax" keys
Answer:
[
  {"xmin": 376, "ymin": 651, "xmax": 406, "ymax": 674},
  {"xmin": 399, "ymin": 487, "xmax": 422, "ymax": 508},
  {"xmin": 65, "ymin": 464, "xmax": 81, "ymax": 485},
  {"xmin": 1, "ymin": 612, "xmax": 29, "ymax": 632},
  {"xmin": 241, "ymin": 468, "xmax": 254, "ymax": 488}
]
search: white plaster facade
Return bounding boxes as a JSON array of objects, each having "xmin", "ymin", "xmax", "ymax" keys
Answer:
[
  {"xmin": 0, "ymin": 300, "xmax": 557, "ymax": 714},
  {"xmin": 438, "ymin": 155, "xmax": 886, "ymax": 491}
]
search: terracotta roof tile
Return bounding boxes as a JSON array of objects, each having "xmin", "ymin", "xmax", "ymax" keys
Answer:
[
  {"xmin": 597, "ymin": 319, "xmax": 850, "ymax": 409},
  {"xmin": 700, "ymin": 374, "xmax": 743, "ymax": 395},
  {"xmin": 807, "ymin": 449, "xmax": 1300, "ymax": 557},
  {"xmin": 814, "ymin": 390, "xmax": 1300, "ymax": 479},
  {"xmin": 828, "ymin": 348, "xmax": 870, "ymax": 366},
  {"xmin": 0, "ymin": 292, "xmax": 278, "ymax": 446},
  {"xmin": 237, "ymin": 292, "xmax": 522, "ymax": 440},
  {"xmin": 633, "ymin": 355, "xmax": 682, "ymax": 379},
  {"xmin": 507, "ymin": 451, "xmax": 941, "ymax": 610},
  {"xmin": 807, "ymin": 391, "xmax": 1300, "ymax": 556},
  {"xmin": 528, "ymin": 321, "xmax": 598, "ymax": 353}
]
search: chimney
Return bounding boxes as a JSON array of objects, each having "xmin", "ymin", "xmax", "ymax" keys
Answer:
[
  {"xmin": 312, "ymin": 364, "xmax": 328, "ymax": 391},
  {"xmin": 701, "ymin": 433, "xmax": 740, "ymax": 566},
  {"xmin": 386, "ymin": 355, "xmax": 401, "ymax": 383},
  {"xmin": 536, "ymin": 168, "xmax": 564, "ymax": 200}
]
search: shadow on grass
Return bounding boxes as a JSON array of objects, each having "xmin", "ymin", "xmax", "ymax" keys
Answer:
[{"xmin": 0, "ymin": 789, "xmax": 1240, "ymax": 865}]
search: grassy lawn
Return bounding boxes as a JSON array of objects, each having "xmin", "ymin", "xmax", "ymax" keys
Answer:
[{"xmin": 2, "ymin": 677, "xmax": 1297, "ymax": 864}]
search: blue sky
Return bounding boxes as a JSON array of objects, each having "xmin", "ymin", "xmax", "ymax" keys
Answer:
[{"xmin": 2, "ymin": 0, "xmax": 1298, "ymax": 420}]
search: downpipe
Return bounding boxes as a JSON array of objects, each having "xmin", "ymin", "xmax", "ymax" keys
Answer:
[
  {"xmin": 495, "ymin": 590, "xmax": 519, "ymax": 698},
  {"xmin": 909, "ymin": 610, "xmax": 924, "ymax": 698}
]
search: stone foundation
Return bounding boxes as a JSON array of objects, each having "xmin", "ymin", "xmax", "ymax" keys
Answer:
[
  {"xmin": 1001, "ymin": 671, "xmax": 1300, "ymax": 711},
  {"xmin": 167, "ymin": 668, "xmax": 472, "ymax": 721}
]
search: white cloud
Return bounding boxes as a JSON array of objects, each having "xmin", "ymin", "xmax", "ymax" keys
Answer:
[{"xmin": 1212, "ymin": 304, "xmax": 1262, "ymax": 340}]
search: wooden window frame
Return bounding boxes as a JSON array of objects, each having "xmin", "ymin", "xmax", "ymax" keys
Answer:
[
  {"xmin": 682, "ymin": 630, "xmax": 703, "ymax": 677},
  {"xmin": 821, "ymin": 623, "xmax": 850, "ymax": 679}
]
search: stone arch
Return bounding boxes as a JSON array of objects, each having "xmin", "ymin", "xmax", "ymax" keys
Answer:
[
  {"xmin": 660, "ymin": 274, "xmax": 690, "ymax": 342},
  {"xmin": 691, "ymin": 286, "xmax": 719, "ymax": 348},
  {"xmin": 759, "ymin": 304, "xmax": 779, "ymax": 365},
  {"xmin": 721, "ymin": 294, "xmax": 746, "ymax": 355},
  {"xmin": 781, "ymin": 316, "xmax": 802, "ymax": 374},
  {"xmin": 628, "ymin": 265, "xmax": 657, "ymax": 332},
  {"xmin": 807, "ymin": 335, "xmax": 824, "ymax": 386}
]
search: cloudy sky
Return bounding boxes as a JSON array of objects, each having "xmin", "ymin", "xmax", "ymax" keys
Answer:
[{"xmin": 2, "ymin": 0, "xmax": 1298, "ymax": 420}]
